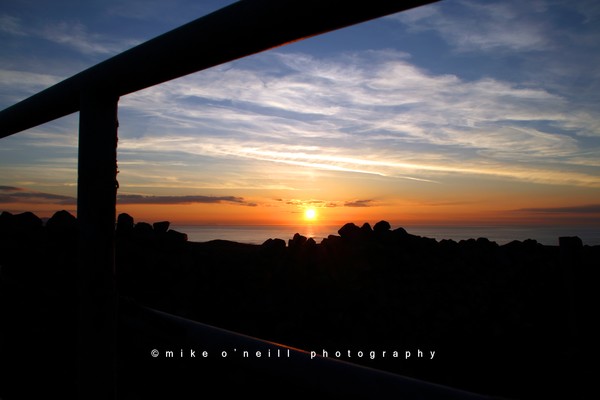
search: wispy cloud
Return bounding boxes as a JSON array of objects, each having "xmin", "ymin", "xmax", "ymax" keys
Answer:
[
  {"xmin": 284, "ymin": 198, "xmax": 380, "ymax": 210},
  {"xmin": 285, "ymin": 198, "xmax": 345, "ymax": 209},
  {"xmin": 0, "ymin": 69, "xmax": 63, "ymax": 104},
  {"xmin": 0, "ymin": 186, "xmax": 21, "ymax": 191},
  {"xmin": 41, "ymin": 21, "xmax": 139, "ymax": 55},
  {"xmin": 117, "ymin": 194, "xmax": 257, "ymax": 207},
  {"xmin": 0, "ymin": 13, "xmax": 138, "ymax": 57},
  {"xmin": 0, "ymin": 186, "xmax": 259, "ymax": 207},
  {"xmin": 344, "ymin": 199, "xmax": 376, "ymax": 208},
  {"xmin": 4, "ymin": 2, "xmax": 598, "ymax": 205},
  {"xmin": 393, "ymin": 0, "xmax": 551, "ymax": 52},
  {"xmin": 516, "ymin": 204, "xmax": 600, "ymax": 214},
  {"xmin": 119, "ymin": 49, "xmax": 600, "ymax": 188},
  {"xmin": 125, "ymin": 50, "xmax": 589, "ymax": 150},
  {"xmin": 0, "ymin": 14, "xmax": 27, "ymax": 36},
  {"xmin": 106, "ymin": 0, "xmax": 236, "ymax": 24},
  {"xmin": 0, "ymin": 186, "xmax": 75, "ymax": 205}
]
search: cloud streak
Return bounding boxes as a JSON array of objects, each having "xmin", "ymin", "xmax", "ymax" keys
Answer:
[
  {"xmin": 0, "ymin": 186, "xmax": 75, "ymax": 205},
  {"xmin": 0, "ymin": 69, "xmax": 63, "ymax": 105},
  {"xmin": 344, "ymin": 199, "xmax": 376, "ymax": 208},
  {"xmin": 393, "ymin": 1, "xmax": 551, "ymax": 53},
  {"xmin": 41, "ymin": 21, "xmax": 139, "ymax": 55},
  {"xmin": 0, "ymin": 14, "xmax": 27, "ymax": 36},
  {"xmin": 117, "ymin": 194, "xmax": 257, "ymax": 206},
  {"xmin": 0, "ymin": 13, "xmax": 138, "ymax": 56},
  {"xmin": 0, "ymin": 187, "xmax": 258, "ymax": 208},
  {"xmin": 516, "ymin": 204, "xmax": 600, "ymax": 214}
]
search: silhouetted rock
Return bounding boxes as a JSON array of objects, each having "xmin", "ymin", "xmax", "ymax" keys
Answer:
[
  {"xmin": 2, "ymin": 212, "xmax": 599, "ymax": 400},
  {"xmin": 559, "ymin": 236, "xmax": 583, "ymax": 269},
  {"xmin": 0, "ymin": 211, "xmax": 14, "ymax": 231},
  {"xmin": 117, "ymin": 213, "xmax": 135, "ymax": 235},
  {"xmin": 503, "ymin": 239, "xmax": 522, "ymax": 249},
  {"xmin": 439, "ymin": 238, "xmax": 458, "ymax": 250},
  {"xmin": 373, "ymin": 220, "xmax": 391, "ymax": 233},
  {"xmin": 288, "ymin": 232, "xmax": 307, "ymax": 249},
  {"xmin": 559, "ymin": 236, "xmax": 583, "ymax": 249},
  {"xmin": 523, "ymin": 238, "xmax": 538, "ymax": 246},
  {"xmin": 153, "ymin": 221, "xmax": 170, "ymax": 235},
  {"xmin": 165, "ymin": 229, "xmax": 188, "ymax": 243},
  {"xmin": 133, "ymin": 222, "xmax": 154, "ymax": 241},
  {"xmin": 321, "ymin": 234, "xmax": 343, "ymax": 250},
  {"xmin": 393, "ymin": 226, "xmax": 408, "ymax": 236},
  {"xmin": 360, "ymin": 222, "xmax": 372, "ymax": 232},
  {"xmin": 45, "ymin": 210, "xmax": 78, "ymax": 237},
  {"xmin": 13, "ymin": 211, "xmax": 43, "ymax": 235},
  {"xmin": 261, "ymin": 238, "xmax": 286, "ymax": 255},
  {"xmin": 338, "ymin": 222, "xmax": 363, "ymax": 242}
]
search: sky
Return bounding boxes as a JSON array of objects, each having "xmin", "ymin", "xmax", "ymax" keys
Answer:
[{"xmin": 1, "ymin": 0, "xmax": 600, "ymax": 230}]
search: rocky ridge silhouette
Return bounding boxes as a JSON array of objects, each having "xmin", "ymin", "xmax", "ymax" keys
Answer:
[{"xmin": 1, "ymin": 210, "xmax": 598, "ymax": 399}]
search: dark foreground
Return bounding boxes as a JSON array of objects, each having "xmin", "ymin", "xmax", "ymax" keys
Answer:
[{"xmin": 1, "ymin": 210, "xmax": 598, "ymax": 399}]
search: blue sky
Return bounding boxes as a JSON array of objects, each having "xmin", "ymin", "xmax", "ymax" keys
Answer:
[{"xmin": 1, "ymin": 0, "xmax": 599, "ymax": 228}]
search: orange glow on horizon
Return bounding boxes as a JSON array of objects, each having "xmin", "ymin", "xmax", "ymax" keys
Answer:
[{"xmin": 3, "ymin": 192, "xmax": 600, "ymax": 229}]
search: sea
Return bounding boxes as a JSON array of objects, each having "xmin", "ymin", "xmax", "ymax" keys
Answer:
[{"xmin": 170, "ymin": 224, "xmax": 600, "ymax": 246}]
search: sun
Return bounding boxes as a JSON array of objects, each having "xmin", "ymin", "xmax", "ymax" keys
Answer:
[{"xmin": 304, "ymin": 208, "xmax": 317, "ymax": 221}]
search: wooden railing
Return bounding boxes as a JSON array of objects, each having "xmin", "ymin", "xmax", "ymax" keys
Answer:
[{"xmin": 0, "ymin": 1, "xmax": 497, "ymax": 398}]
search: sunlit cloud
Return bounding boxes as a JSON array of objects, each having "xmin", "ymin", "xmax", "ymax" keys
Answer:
[
  {"xmin": 345, "ymin": 199, "xmax": 376, "ymax": 208},
  {"xmin": 0, "ymin": 165, "xmax": 77, "ymax": 194},
  {"xmin": 116, "ymin": 47, "xmax": 600, "ymax": 190},
  {"xmin": 2, "ymin": 0, "xmax": 599, "ymax": 228},
  {"xmin": 284, "ymin": 198, "xmax": 378, "ymax": 210},
  {"xmin": 286, "ymin": 198, "xmax": 340, "ymax": 208},
  {"xmin": 118, "ymin": 133, "xmax": 600, "ymax": 188}
]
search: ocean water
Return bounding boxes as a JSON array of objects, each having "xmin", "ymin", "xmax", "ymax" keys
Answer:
[{"xmin": 170, "ymin": 224, "xmax": 600, "ymax": 246}]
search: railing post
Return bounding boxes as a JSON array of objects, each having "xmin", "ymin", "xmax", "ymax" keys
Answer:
[{"xmin": 77, "ymin": 89, "xmax": 119, "ymax": 399}]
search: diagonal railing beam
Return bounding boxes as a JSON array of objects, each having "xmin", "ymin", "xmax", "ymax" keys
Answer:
[
  {"xmin": 119, "ymin": 299, "xmax": 493, "ymax": 398},
  {"xmin": 0, "ymin": 1, "xmax": 441, "ymax": 398},
  {"xmin": 0, "ymin": 0, "xmax": 438, "ymax": 139}
]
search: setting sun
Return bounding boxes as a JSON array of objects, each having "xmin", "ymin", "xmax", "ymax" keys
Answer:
[{"xmin": 304, "ymin": 208, "xmax": 317, "ymax": 221}]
